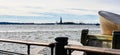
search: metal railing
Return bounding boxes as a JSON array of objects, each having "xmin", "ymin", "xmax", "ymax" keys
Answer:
[
  {"xmin": 0, "ymin": 37, "xmax": 120, "ymax": 55},
  {"xmin": 0, "ymin": 39, "xmax": 54, "ymax": 55}
]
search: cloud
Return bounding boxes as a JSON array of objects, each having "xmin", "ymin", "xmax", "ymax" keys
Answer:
[
  {"xmin": 67, "ymin": 8, "xmax": 98, "ymax": 15},
  {"xmin": 24, "ymin": 6, "xmax": 43, "ymax": 9},
  {"xmin": 0, "ymin": 0, "xmax": 120, "ymax": 16},
  {"xmin": 0, "ymin": 6, "xmax": 8, "ymax": 9},
  {"xmin": 69, "ymin": 8, "xmax": 97, "ymax": 12},
  {"xmin": 0, "ymin": 0, "xmax": 120, "ymax": 23}
]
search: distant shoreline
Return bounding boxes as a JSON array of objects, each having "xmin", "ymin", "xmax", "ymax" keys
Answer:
[{"xmin": 0, "ymin": 22, "xmax": 100, "ymax": 25}]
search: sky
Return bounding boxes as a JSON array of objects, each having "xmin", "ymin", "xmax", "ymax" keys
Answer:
[{"xmin": 0, "ymin": 0, "xmax": 120, "ymax": 23}]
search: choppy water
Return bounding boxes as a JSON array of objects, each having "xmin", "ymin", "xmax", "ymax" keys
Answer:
[
  {"xmin": 0, "ymin": 25, "xmax": 101, "ymax": 55},
  {"xmin": 0, "ymin": 25, "xmax": 100, "ymax": 32},
  {"xmin": 0, "ymin": 25, "xmax": 101, "ymax": 42}
]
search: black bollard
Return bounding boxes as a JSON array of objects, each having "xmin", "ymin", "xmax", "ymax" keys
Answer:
[
  {"xmin": 55, "ymin": 37, "xmax": 68, "ymax": 55},
  {"xmin": 112, "ymin": 31, "xmax": 120, "ymax": 49},
  {"xmin": 81, "ymin": 29, "xmax": 89, "ymax": 45}
]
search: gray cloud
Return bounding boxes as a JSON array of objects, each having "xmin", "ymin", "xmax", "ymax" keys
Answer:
[
  {"xmin": 0, "ymin": 6, "xmax": 9, "ymax": 9},
  {"xmin": 69, "ymin": 8, "xmax": 98, "ymax": 12},
  {"xmin": 24, "ymin": 6, "xmax": 44, "ymax": 9}
]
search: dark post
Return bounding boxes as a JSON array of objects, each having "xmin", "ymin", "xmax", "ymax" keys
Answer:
[
  {"xmin": 112, "ymin": 31, "xmax": 120, "ymax": 49},
  {"xmin": 27, "ymin": 44, "xmax": 30, "ymax": 55},
  {"xmin": 81, "ymin": 29, "xmax": 89, "ymax": 45},
  {"xmin": 49, "ymin": 43, "xmax": 55, "ymax": 55},
  {"xmin": 55, "ymin": 37, "xmax": 68, "ymax": 55}
]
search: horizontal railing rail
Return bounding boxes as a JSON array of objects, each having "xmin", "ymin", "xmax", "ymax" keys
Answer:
[
  {"xmin": 0, "ymin": 39, "xmax": 53, "ymax": 46},
  {"xmin": 65, "ymin": 44, "xmax": 120, "ymax": 55},
  {"xmin": 0, "ymin": 50, "xmax": 26, "ymax": 55},
  {"xmin": 0, "ymin": 39, "xmax": 54, "ymax": 55}
]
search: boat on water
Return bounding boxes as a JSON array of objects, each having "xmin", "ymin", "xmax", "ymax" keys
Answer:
[{"xmin": 99, "ymin": 11, "xmax": 120, "ymax": 35}]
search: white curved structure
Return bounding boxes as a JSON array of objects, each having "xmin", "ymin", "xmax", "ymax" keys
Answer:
[{"xmin": 99, "ymin": 11, "xmax": 120, "ymax": 35}]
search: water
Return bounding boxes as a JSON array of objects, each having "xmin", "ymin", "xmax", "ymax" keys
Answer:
[
  {"xmin": 0, "ymin": 25, "xmax": 101, "ymax": 55},
  {"xmin": 0, "ymin": 25, "xmax": 101, "ymax": 42},
  {"xmin": 0, "ymin": 25, "xmax": 100, "ymax": 32}
]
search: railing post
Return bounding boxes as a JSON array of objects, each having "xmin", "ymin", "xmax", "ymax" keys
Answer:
[
  {"xmin": 27, "ymin": 44, "xmax": 30, "ymax": 55},
  {"xmin": 49, "ymin": 43, "xmax": 55, "ymax": 55},
  {"xmin": 81, "ymin": 29, "xmax": 89, "ymax": 45},
  {"xmin": 112, "ymin": 31, "xmax": 120, "ymax": 49},
  {"xmin": 55, "ymin": 37, "xmax": 68, "ymax": 55}
]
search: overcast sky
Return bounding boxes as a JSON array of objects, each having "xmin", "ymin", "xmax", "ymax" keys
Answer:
[{"xmin": 0, "ymin": 0, "xmax": 120, "ymax": 23}]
